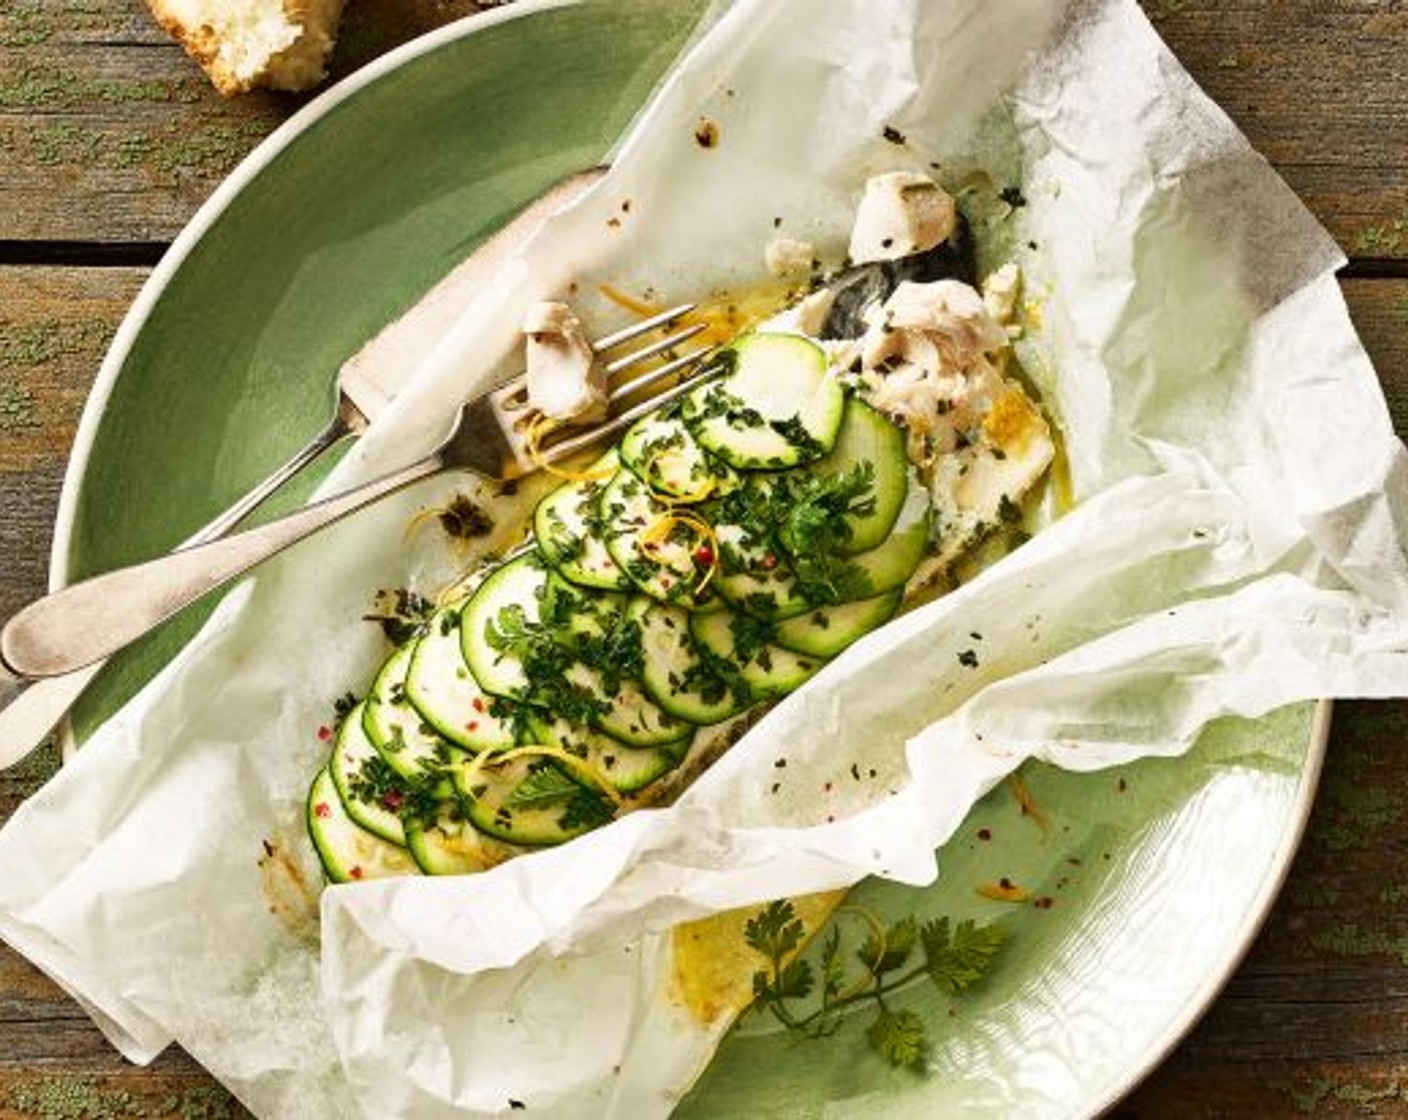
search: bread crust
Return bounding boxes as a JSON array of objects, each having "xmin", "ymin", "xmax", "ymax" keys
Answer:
[{"xmin": 145, "ymin": 0, "xmax": 348, "ymax": 95}]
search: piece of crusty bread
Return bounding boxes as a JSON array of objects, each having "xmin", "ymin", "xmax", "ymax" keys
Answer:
[{"xmin": 145, "ymin": 0, "xmax": 347, "ymax": 95}]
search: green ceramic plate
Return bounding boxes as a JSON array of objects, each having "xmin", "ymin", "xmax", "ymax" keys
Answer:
[{"xmin": 52, "ymin": 2, "xmax": 1328, "ymax": 1115}]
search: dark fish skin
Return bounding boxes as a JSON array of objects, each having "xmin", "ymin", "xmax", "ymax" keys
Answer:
[{"xmin": 818, "ymin": 215, "xmax": 977, "ymax": 340}]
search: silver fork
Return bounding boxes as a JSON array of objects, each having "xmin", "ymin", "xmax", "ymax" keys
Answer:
[
  {"xmin": 0, "ymin": 309, "xmax": 715, "ymax": 681},
  {"xmin": 0, "ymin": 168, "xmax": 609, "ymax": 768}
]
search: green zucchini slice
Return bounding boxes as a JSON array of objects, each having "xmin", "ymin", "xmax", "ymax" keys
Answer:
[
  {"xmin": 452, "ymin": 754, "xmax": 615, "ymax": 847},
  {"xmin": 329, "ymin": 700, "xmax": 408, "ymax": 845},
  {"xmin": 619, "ymin": 413, "xmax": 736, "ymax": 502},
  {"xmin": 601, "ymin": 468, "xmax": 721, "ymax": 611},
  {"xmin": 405, "ymin": 803, "xmax": 522, "ymax": 876},
  {"xmin": 846, "ymin": 474, "xmax": 932, "ymax": 594},
  {"xmin": 689, "ymin": 609, "xmax": 823, "ymax": 698},
  {"xmin": 363, "ymin": 644, "xmax": 465, "ymax": 783},
  {"xmin": 405, "ymin": 600, "xmax": 518, "ymax": 753},
  {"xmin": 459, "ymin": 553, "xmax": 554, "ymax": 700},
  {"xmin": 682, "ymin": 333, "xmax": 844, "ymax": 469},
  {"xmin": 634, "ymin": 598, "xmax": 751, "ymax": 724},
  {"xmin": 307, "ymin": 768, "xmax": 420, "ymax": 884},
  {"xmin": 813, "ymin": 398, "xmax": 910, "ymax": 554},
  {"xmin": 525, "ymin": 713, "xmax": 688, "ymax": 795},
  {"xmin": 772, "ymin": 589, "xmax": 903, "ymax": 658},
  {"xmin": 534, "ymin": 451, "xmax": 632, "ymax": 590}
]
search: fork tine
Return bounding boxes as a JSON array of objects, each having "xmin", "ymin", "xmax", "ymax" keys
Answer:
[
  {"xmin": 543, "ymin": 348, "xmax": 717, "ymax": 464},
  {"xmin": 606, "ymin": 343, "xmax": 713, "ymax": 404},
  {"xmin": 492, "ymin": 303, "xmax": 699, "ymax": 402},
  {"xmin": 602, "ymin": 322, "xmax": 707, "ymax": 376},
  {"xmin": 591, "ymin": 303, "xmax": 696, "ymax": 352}
]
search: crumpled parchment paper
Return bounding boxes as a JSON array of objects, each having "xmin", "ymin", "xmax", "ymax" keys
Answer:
[{"xmin": 3, "ymin": 0, "xmax": 1407, "ymax": 1116}]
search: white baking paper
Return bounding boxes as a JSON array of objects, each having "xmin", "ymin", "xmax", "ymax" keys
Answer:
[{"xmin": 3, "ymin": 0, "xmax": 1407, "ymax": 1116}]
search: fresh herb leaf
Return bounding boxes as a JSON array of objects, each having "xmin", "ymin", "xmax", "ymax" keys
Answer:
[
  {"xmin": 921, "ymin": 918, "xmax": 1006, "ymax": 995},
  {"xmin": 332, "ymin": 691, "xmax": 360, "ymax": 727},
  {"xmin": 866, "ymin": 1008, "xmax": 927, "ymax": 1071},
  {"xmin": 439, "ymin": 493, "xmax": 494, "ymax": 539},
  {"xmin": 744, "ymin": 899, "xmax": 806, "ymax": 960},
  {"xmin": 859, "ymin": 915, "xmax": 918, "ymax": 977},
  {"xmin": 774, "ymin": 958, "xmax": 815, "ymax": 1001},
  {"xmin": 997, "ymin": 493, "xmax": 1023, "ymax": 526},
  {"xmin": 769, "ymin": 414, "xmax": 826, "ymax": 461},
  {"xmin": 557, "ymin": 784, "xmax": 616, "ymax": 831},
  {"xmin": 346, "ymin": 755, "xmax": 406, "ymax": 810},
  {"xmin": 743, "ymin": 899, "xmax": 1006, "ymax": 1074},
  {"xmin": 775, "ymin": 463, "xmax": 877, "ymax": 604},
  {"xmin": 507, "ymin": 765, "xmax": 580, "ymax": 810},
  {"xmin": 364, "ymin": 588, "xmax": 435, "ymax": 645},
  {"xmin": 483, "ymin": 601, "xmax": 610, "ymax": 726}
]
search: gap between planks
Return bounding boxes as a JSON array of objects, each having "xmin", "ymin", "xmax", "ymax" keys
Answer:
[{"xmin": 0, "ymin": 242, "xmax": 168, "ymax": 268}]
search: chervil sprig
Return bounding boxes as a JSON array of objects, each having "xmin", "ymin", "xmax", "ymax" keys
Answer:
[{"xmin": 744, "ymin": 899, "xmax": 1006, "ymax": 1071}]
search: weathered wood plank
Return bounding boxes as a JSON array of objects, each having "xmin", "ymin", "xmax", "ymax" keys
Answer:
[
  {"xmin": 0, "ymin": 1, "xmax": 1404, "ymax": 254},
  {"xmin": 1146, "ymin": 1, "xmax": 1408, "ymax": 263},
  {"xmin": 0, "ymin": 1067, "xmax": 241, "ymax": 1120},
  {"xmin": 0, "ymin": 0, "xmax": 491, "ymax": 243},
  {"xmin": 1123, "ymin": 697, "xmax": 1408, "ymax": 1115},
  {"xmin": 1344, "ymin": 279, "xmax": 1408, "ymax": 431},
  {"xmin": 0, "ymin": 266, "xmax": 146, "ymax": 633}
]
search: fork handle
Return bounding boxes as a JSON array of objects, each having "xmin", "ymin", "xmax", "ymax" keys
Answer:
[
  {"xmin": 1, "ymin": 449, "xmax": 445, "ymax": 680},
  {"xmin": 192, "ymin": 410, "xmax": 354, "ymax": 545},
  {"xmin": 0, "ymin": 664, "xmax": 102, "ymax": 768},
  {"xmin": 0, "ymin": 411, "xmax": 357, "ymax": 769}
]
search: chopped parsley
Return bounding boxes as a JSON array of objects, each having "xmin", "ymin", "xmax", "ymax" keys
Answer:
[
  {"xmin": 483, "ymin": 603, "xmax": 609, "ymax": 726},
  {"xmin": 775, "ymin": 463, "xmax": 878, "ymax": 604},
  {"xmin": 996, "ymin": 493, "xmax": 1023, "ymax": 526},
  {"xmin": 363, "ymin": 587, "xmax": 435, "ymax": 645},
  {"xmin": 438, "ymin": 493, "xmax": 494, "ymax": 539},
  {"xmin": 507, "ymin": 765, "xmax": 581, "ymax": 810},
  {"xmin": 768, "ymin": 415, "xmax": 827, "ymax": 461}
]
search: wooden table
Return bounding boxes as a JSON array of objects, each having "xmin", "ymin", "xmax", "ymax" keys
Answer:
[{"xmin": 1, "ymin": 1, "xmax": 1405, "ymax": 1116}]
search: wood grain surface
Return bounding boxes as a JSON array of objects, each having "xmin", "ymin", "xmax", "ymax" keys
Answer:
[{"xmin": 0, "ymin": 2, "xmax": 1406, "ymax": 1118}]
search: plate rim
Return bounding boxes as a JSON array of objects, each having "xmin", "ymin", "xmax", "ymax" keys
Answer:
[
  {"xmin": 1090, "ymin": 698, "xmax": 1330, "ymax": 1117},
  {"xmin": 45, "ymin": 4, "xmax": 1335, "ymax": 1114},
  {"xmin": 46, "ymin": 0, "xmax": 580, "ymax": 594}
]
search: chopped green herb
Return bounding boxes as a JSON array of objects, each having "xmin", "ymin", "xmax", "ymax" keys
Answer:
[
  {"xmin": 364, "ymin": 587, "xmax": 435, "ymax": 645},
  {"xmin": 507, "ymin": 765, "xmax": 580, "ymax": 810},
  {"xmin": 996, "ymin": 493, "xmax": 1023, "ymax": 526},
  {"xmin": 439, "ymin": 493, "xmax": 494, "ymax": 539},
  {"xmin": 777, "ymin": 463, "xmax": 877, "ymax": 604}
]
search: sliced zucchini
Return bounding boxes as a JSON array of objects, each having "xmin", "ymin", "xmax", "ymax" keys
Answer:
[
  {"xmin": 405, "ymin": 803, "xmax": 521, "ymax": 876},
  {"xmin": 634, "ymin": 598, "xmax": 752, "ymax": 724},
  {"xmin": 772, "ymin": 588, "xmax": 902, "ymax": 658},
  {"xmin": 459, "ymin": 553, "xmax": 553, "ymax": 699},
  {"xmin": 534, "ymin": 451, "xmax": 632, "ymax": 590},
  {"xmin": 601, "ymin": 468, "xmax": 720, "ymax": 611},
  {"xmin": 619, "ymin": 413, "xmax": 735, "ymax": 502},
  {"xmin": 406, "ymin": 599, "xmax": 518, "ymax": 753},
  {"xmin": 689, "ymin": 609, "xmax": 823, "ymax": 698},
  {"xmin": 714, "ymin": 521, "xmax": 813, "ymax": 620},
  {"xmin": 364, "ymin": 644, "xmax": 465, "ymax": 783},
  {"xmin": 847, "ymin": 474, "xmax": 932, "ymax": 594},
  {"xmin": 541, "ymin": 573, "xmax": 627, "ymax": 653},
  {"xmin": 590, "ymin": 667, "xmax": 696, "ymax": 747},
  {"xmin": 329, "ymin": 700, "xmax": 408, "ymax": 845},
  {"xmin": 525, "ymin": 713, "xmax": 687, "ymax": 794},
  {"xmin": 307, "ymin": 768, "xmax": 419, "ymax": 884},
  {"xmin": 813, "ymin": 398, "xmax": 909, "ymax": 554},
  {"xmin": 682, "ymin": 333, "xmax": 845, "ymax": 469},
  {"xmin": 451, "ymin": 754, "xmax": 615, "ymax": 847}
]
